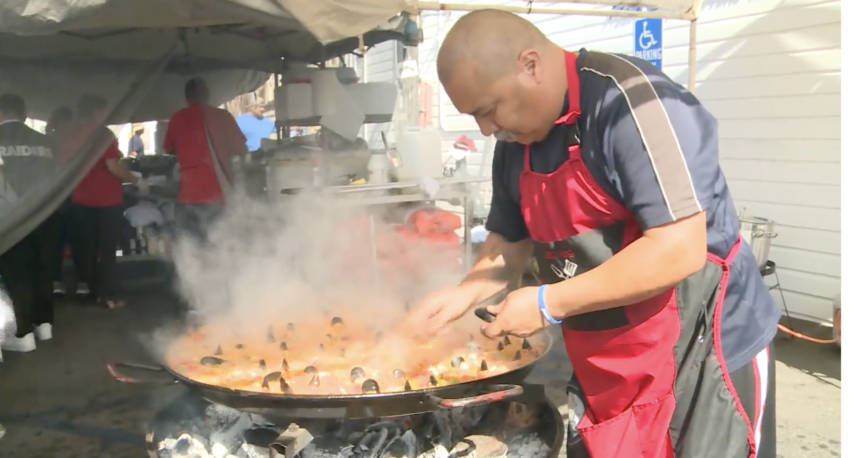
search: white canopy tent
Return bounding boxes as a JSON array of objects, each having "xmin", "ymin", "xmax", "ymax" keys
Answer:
[{"xmin": 0, "ymin": 0, "xmax": 417, "ymax": 253}]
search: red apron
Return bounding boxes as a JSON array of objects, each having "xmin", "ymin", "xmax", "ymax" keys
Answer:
[{"xmin": 520, "ymin": 51, "xmax": 759, "ymax": 458}]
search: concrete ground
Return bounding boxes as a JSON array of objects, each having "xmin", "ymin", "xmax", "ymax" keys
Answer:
[{"xmin": 0, "ymin": 294, "xmax": 842, "ymax": 458}]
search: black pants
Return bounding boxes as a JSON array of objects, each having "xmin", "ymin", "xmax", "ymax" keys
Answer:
[
  {"xmin": 175, "ymin": 203, "xmax": 223, "ymax": 243},
  {"xmin": 0, "ymin": 214, "xmax": 60, "ymax": 337},
  {"xmin": 71, "ymin": 205, "xmax": 123, "ymax": 300},
  {"xmin": 52, "ymin": 197, "xmax": 74, "ymax": 283}
]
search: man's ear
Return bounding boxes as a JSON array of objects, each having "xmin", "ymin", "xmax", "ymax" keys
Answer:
[{"xmin": 518, "ymin": 49, "xmax": 543, "ymax": 84}]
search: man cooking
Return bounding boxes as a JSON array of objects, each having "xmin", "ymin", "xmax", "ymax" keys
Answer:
[{"xmin": 409, "ymin": 10, "xmax": 778, "ymax": 458}]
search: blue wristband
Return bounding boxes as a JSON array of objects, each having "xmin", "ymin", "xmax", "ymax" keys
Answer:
[{"xmin": 538, "ymin": 285, "xmax": 562, "ymax": 325}]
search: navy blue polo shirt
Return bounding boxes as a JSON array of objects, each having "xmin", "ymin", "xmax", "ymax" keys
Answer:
[{"xmin": 486, "ymin": 50, "xmax": 779, "ymax": 373}]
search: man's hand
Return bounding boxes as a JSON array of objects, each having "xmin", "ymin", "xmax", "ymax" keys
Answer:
[
  {"xmin": 406, "ymin": 284, "xmax": 484, "ymax": 336},
  {"xmin": 481, "ymin": 286, "xmax": 549, "ymax": 338}
]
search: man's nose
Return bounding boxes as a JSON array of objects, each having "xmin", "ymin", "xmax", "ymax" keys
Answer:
[{"xmin": 475, "ymin": 118, "xmax": 497, "ymax": 137}]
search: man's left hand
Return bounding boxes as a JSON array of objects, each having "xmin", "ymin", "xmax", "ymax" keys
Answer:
[{"xmin": 482, "ymin": 286, "xmax": 549, "ymax": 338}]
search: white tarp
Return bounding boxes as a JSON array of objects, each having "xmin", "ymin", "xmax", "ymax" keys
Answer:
[
  {"xmin": 0, "ymin": 0, "xmax": 412, "ymax": 254},
  {"xmin": 0, "ymin": 0, "xmax": 412, "ymax": 43}
]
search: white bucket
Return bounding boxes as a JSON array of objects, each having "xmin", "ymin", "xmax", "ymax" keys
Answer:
[{"xmin": 396, "ymin": 127, "xmax": 443, "ymax": 182}]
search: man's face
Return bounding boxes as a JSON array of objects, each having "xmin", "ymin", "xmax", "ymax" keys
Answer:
[
  {"xmin": 442, "ymin": 50, "xmax": 555, "ymax": 145},
  {"xmin": 250, "ymin": 104, "xmax": 265, "ymax": 117}
]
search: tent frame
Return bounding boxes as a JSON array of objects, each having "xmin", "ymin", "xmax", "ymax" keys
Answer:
[{"xmin": 413, "ymin": 0, "xmax": 705, "ymax": 92}]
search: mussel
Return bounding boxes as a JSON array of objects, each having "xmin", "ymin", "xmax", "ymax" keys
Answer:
[
  {"xmin": 361, "ymin": 379, "xmax": 380, "ymax": 394},
  {"xmin": 303, "ymin": 365, "xmax": 318, "ymax": 374},
  {"xmin": 309, "ymin": 374, "xmax": 320, "ymax": 386},
  {"xmin": 214, "ymin": 345, "xmax": 223, "ymax": 356},
  {"xmin": 513, "ymin": 350, "xmax": 522, "ymax": 361},
  {"xmin": 429, "ymin": 374, "xmax": 438, "ymax": 386},
  {"xmin": 235, "ymin": 344, "xmax": 245, "ymax": 350},
  {"xmin": 263, "ymin": 371, "xmax": 282, "ymax": 383},
  {"xmin": 496, "ymin": 342, "xmax": 504, "ymax": 352},
  {"xmin": 279, "ymin": 342, "xmax": 288, "ymax": 351},
  {"xmin": 503, "ymin": 335, "xmax": 511, "ymax": 346},
  {"xmin": 281, "ymin": 359, "xmax": 290, "ymax": 371},
  {"xmin": 404, "ymin": 381, "xmax": 413, "ymax": 391},
  {"xmin": 287, "ymin": 323, "xmax": 295, "ymax": 332},
  {"xmin": 451, "ymin": 356, "xmax": 465, "ymax": 368},
  {"xmin": 479, "ymin": 360, "xmax": 489, "ymax": 372},
  {"xmin": 258, "ymin": 359, "xmax": 267, "ymax": 370},
  {"xmin": 522, "ymin": 338, "xmax": 532, "ymax": 350},
  {"xmin": 262, "ymin": 372, "xmax": 282, "ymax": 387},
  {"xmin": 280, "ymin": 377, "xmax": 292, "ymax": 394},
  {"xmin": 350, "ymin": 367, "xmax": 366, "ymax": 382},
  {"xmin": 200, "ymin": 356, "xmax": 226, "ymax": 366},
  {"xmin": 331, "ymin": 317, "xmax": 344, "ymax": 326},
  {"xmin": 392, "ymin": 369, "xmax": 405, "ymax": 379},
  {"xmin": 266, "ymin": 332, "xmax": 276, "ymax": 344}
]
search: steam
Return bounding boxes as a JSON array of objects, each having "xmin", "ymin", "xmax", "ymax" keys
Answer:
[{"xmin": 154, "ymin": 189, "xmax": 465, "ymax": 361}]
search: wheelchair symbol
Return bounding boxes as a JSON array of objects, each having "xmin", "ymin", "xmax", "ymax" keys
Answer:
[{"xmin": 638, "ymin": 22, "xmax": 657, "ymax": 50}]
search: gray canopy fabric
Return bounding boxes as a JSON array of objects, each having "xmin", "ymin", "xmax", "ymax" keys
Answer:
[{"xmin": 0, "ymin": 0, "xmax": 412, "ymax": 254}]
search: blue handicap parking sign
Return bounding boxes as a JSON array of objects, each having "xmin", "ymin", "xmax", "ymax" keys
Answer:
[{"xmin": 634, "ymin": 18, "xmax": 663, "ymax": 69}]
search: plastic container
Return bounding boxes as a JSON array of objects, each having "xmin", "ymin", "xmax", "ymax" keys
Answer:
[
  {"xmin": 396, "ymin": 127, "xmax": 443, "ymax": 182},
  {"xmin": 367, "ymin": 152, "xmax": 391, "ymax": 185}
]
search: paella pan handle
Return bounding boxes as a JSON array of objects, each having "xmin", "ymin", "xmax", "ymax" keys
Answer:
[
  {"xmin": 106, "ymin": 362, "xmax": 177, "ymax": 385},
  {"xmin": 428, "ymin": 384, "xmax": 524, "ymax": 409},
  {"xmin": 473, "ymin": 287, "xmax": 509, "ymax": 323}
]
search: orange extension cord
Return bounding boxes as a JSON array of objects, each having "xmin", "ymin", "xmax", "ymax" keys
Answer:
[{"xmin": 776, "ymin": 305, "xmax": 841, "ymax": 344}]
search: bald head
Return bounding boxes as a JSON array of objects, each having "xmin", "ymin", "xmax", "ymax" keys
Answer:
[
  {"xmin": 435, "ymin": 9, "xmax": 568, "ymax": 145},
  {"xmin": 437, "ymin": 9, "xmax": 551, "ymax": 84}
]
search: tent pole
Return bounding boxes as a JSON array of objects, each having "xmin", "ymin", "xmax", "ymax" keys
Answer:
[
  {"xmin": 415, "ymin": 2, "xmax": 688, "ymax": 19},
  {"xmin": 687, "ymin": 18, "xmax": 698, "ymax": 94},
  {"xmin": 686, "ymin": 0, "xmax": 703, "ymax": 93}
]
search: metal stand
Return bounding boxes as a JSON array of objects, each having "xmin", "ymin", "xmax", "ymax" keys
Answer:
[
  {"xmin": 760, "ymin": 260, "xmax": 796, "ymax": 333},
  {"xmin": 282, "ymin": 177, "xmax": 489, "ymax": 276}
]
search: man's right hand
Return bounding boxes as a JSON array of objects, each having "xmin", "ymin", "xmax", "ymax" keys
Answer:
[{"xmin": 407, "ymin": 281, "xmax": 501, "ymax": 336}]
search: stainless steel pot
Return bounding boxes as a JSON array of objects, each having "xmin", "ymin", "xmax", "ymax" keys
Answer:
[{"xmin": 738, "ymin": 214, "xmax": 778, "ymax": 270}]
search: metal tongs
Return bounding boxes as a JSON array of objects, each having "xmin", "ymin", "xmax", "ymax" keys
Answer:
[{"xmin": 473, "ymin": 287, "xmax": 510, "ymax": 323}]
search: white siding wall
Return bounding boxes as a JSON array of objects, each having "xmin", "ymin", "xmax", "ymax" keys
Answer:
[
  {"xmin": 419, "ymin": 0, "xmax": 841, "ymax": 323},
  {"xmin": 357, "ymin": 42, "xmax": 400, "ymax": 149}
]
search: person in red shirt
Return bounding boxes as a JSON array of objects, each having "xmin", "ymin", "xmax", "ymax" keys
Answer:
[
  {"xmin": 163, "ymin": 78, "xmax": 247, "ymax": 241},
  {"xmin": 64, "ymin": 94, "xmax": 148, "ymax": 309}
]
